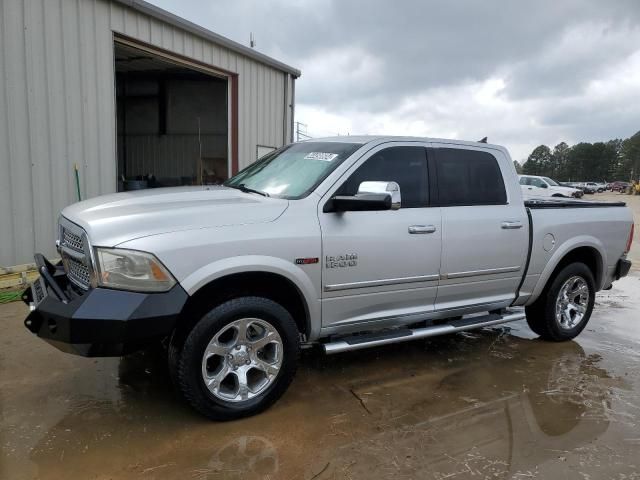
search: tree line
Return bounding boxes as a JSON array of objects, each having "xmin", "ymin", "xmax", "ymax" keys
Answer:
[{"xmin": 515, "ymin": 130, "xmax": 640, "ymax": 182}]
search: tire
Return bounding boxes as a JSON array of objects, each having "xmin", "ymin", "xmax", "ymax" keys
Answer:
[
  {"xmin": 525, "ymin": 262, "xmax": 595, "ymax": 341},
  {"xmin": 171, "ymin": 296, "xmax": 300, "ymax": 421}
]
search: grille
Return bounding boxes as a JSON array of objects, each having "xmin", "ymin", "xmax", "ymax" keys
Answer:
[
  {"xmin": 61, "ymin": 226, "xmax": 84, "ymax": 252},
  {"xmin": 66, "ymin": 256, "xmax": 91, "ymax": 289},
  {"xmin": 59, "ymin": 218, "xmax": 92, "ymax": 290}
]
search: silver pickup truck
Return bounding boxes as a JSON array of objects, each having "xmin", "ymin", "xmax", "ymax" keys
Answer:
[{"xmin": 24, "ymin": 136, "xmax": 634, "ymax": 420}]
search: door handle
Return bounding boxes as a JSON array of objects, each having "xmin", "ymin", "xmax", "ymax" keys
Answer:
[
  {"xmin": 501, "ymin": 221, "xmax": 523, "ymax": 229},
  {"xmin": 408, "ymin": 225, "xmax": 436, "ymax": 234}
]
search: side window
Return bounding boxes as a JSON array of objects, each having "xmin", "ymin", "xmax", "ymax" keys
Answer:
[
  {"xmin": 436, "ymin": 148, "xmax": 507, "ymax": 206},
  {"xmin": 530, "ymin": 178, "xmax": 544, "ymax": 188},
  {"xmin": 336, "ymin": 146, "xmax": 429, "ymax": 208},
  {"xmin": 519, "ymin": 177, "xmax": 528, "ymax": 185}
]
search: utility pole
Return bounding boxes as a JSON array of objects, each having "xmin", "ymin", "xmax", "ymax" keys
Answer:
[{"xmin": 295, "ymin": 122, "xmax": 311, "ymax": 142}]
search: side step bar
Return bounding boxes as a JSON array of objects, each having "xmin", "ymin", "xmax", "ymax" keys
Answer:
[{"xmin": 322, "ymin": 309, "xmax": 526, "ymax": 354}]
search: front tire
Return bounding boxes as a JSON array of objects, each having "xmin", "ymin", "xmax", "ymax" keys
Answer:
[
  {"xmin": 525, "ymin": 263, "xmax": 595, "ymax": 341},
  {"xmin": 172, "ymin": 297, "xmax": 300, "ymax": 420}
]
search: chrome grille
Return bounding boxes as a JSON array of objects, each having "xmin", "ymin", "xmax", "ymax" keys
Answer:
[
  {"xmin": 66, "ymin": 256, "xmax": 91, "ymax": 288},
  {"xmin": 61, "ymin": 226, "xmax": 84, "ymax": 252},
  {"xmin": 59, "ymin": 218, "xmax": 92, "ymax": 290}
]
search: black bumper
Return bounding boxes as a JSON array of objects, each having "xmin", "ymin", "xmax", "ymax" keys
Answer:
[
  {"xmin": 616, "ymin": 258, "xmax": 632, "ymax": 280},
  {"xmin": 23, "ymin": 255, "xmax": 188, "ymax": 357}
]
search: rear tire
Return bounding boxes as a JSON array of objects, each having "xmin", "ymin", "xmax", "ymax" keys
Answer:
[
  {"xmin": 525, "ymin": 262, "xmax": 595, "ymax": 341},
  {"xmin": 171, "ymin": 296, "xmax": 300, "ymax": 421}
]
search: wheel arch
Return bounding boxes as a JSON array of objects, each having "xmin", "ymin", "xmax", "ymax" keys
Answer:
[
  {"xmin": 530, "ymin": 239, "xmax": 605, "ymax": 302},
  {"xmin": 175, "ymin": 256, "xmax": 320, "ymax": 345}
]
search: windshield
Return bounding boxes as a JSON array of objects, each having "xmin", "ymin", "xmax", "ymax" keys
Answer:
[
  {"xmin": 225, "ymin": 142, "xmax": 361, "ymax": 199},
  {"xmin": 542, "ymin": 177, "xmax": 559, "ymax": 186}
]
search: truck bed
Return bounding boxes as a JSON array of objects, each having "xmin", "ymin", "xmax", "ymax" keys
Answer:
[
  {"xmin": 524, "ymin": 198, "xmax": 626, "ymax": 209},
  {"xmin": 515, "ymin": 198, "xmax": 632, "ymax": 306}
]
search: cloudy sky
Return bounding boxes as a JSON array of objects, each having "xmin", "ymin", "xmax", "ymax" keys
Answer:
[{"xmin": 150, "ymin": 0, "xmax": 640, "ymax": 161}]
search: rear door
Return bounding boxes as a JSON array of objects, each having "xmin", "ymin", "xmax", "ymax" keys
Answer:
[
  {"xmin": 319, "ymin": 143, "xmax": 442, "ymax": 330},
  {"xmin": 431, "ymin": 144, "xmax": 529, "ymax": 312}
]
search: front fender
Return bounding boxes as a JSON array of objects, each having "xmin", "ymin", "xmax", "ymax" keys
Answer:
[
  {"xmin": 529, "ymin": 235, "xmax": 606, "ymax": 302},
  {"xmin": 180, "ymin": 255, "xmax": 321, "ymax": 339}
]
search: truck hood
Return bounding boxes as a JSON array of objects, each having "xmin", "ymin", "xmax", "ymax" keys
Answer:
[{"xmin": 61, "ymin": 186, "xmax": 289, "ymax": 247}]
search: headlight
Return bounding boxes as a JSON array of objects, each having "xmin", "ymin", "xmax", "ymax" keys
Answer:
[{"xmin": 94, "ymin": 248, "xmax": 176, "ymax": 292}]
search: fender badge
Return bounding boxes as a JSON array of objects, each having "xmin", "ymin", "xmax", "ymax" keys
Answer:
[{"xmin": 295, "ymin": 257, "xmax": 319, "ymax": 265}]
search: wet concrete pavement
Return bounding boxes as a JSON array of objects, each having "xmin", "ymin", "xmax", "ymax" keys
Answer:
[{"xmin": 1, "ymin": 270, "xmax": 639, "ymax": 479}]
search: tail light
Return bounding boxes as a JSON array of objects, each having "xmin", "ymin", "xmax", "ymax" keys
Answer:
[{"xmin": 625, "ymin": 223, "xmax": 635, "ymax": 255}]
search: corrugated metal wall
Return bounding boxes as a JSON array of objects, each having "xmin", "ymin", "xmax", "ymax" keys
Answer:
[{"xmin": 0, "ymin": 0, "xmax": 295, "ymax": 267}]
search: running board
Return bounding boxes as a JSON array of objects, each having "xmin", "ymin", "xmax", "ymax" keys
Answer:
[{"xmin": 322, "ymin": 309, "xmax": 526, "ymax": 354}]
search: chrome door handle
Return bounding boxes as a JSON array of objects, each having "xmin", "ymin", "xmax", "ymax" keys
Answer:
[
  {"xmin": 501, "ymin": 221, "xmax": 523, "ymax": 229},
  {"xmin": 408, "ymin": 225, "xmax": 436, "ymax": 234}
]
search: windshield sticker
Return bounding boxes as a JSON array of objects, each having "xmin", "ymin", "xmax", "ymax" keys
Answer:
[{"xmin": 304, "ymin": 152, "xmax": 339, "ymax": 162}]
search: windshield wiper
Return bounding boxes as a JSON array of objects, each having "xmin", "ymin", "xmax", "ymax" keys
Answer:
[{"xmin": 228, "ymin": 183, "xmax": 269, "ymax": 197}]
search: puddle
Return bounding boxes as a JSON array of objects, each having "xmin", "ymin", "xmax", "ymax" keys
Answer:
[{"xmin": 1, "ymin": 274, "xmax": 640, "ymax": 479}]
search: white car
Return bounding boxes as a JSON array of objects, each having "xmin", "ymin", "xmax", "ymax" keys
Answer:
[
  {"xmin": 586, "ymin": 182, "xmax": 607, "ymax": 193},
  {"xmin": 519, "ymin": 175, "xmax": 583, "ymax": 198}
]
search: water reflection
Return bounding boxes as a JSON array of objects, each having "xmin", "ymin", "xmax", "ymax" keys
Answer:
[{"xmin": 25, "ymin": 329, "xmax": 618, "ymax": 479}]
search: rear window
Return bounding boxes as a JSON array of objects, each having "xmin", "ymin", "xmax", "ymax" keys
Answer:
[{"xmin": 436, "ymin": 148, "xmax": 507, "ymax": 206}]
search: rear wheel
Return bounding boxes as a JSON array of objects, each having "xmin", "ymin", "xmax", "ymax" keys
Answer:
[
  {"xmin": 525, "ymin": 262, "xmax": 595, "ymax": 341},
  {"xmin": 171, "ymin": 296, "xmax": 299, "ymax": 420}
]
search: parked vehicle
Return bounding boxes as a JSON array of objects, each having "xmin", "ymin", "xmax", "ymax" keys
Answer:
[
  {"xmin": 519, "ymin": 175, "xmax": 583, "ymax": 198},
  {"xmin": 610, "ymin": 181, "xmax": 631, "ymax": 192},
  {"xmin": 24, "ymin": 136, "xmax": 634, "ymax": 420},
  {"xmin": 577, "ymin": 182, "xmax": 596, "ymax": 194},
  {"xmin": 585, "ymin": 182, "xmax": 606, "ymax": 193}
]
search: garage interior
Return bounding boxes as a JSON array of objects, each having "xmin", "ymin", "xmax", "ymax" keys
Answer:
[{"xmin": 115, "ymin": 41, "xmax": 229, "ymax": 191}]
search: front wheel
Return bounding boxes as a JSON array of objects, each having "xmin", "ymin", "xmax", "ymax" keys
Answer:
[
  {"xmin": 172, "ymin": 297, "xmax": 300, "ymax": 420},
  {"xmin": 525, "ymin": 262, "xmax": 595, "ymax": 341}
]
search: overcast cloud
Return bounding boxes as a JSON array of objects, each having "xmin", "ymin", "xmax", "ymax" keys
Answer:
[{"xmin": 150, "ymin": 0, "xmax": 640, "ymax": 160}]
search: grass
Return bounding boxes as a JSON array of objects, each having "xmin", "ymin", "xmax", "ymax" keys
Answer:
[{"xmin": 0, "ymin": 290, "xmax": 23, "ymax": 304}]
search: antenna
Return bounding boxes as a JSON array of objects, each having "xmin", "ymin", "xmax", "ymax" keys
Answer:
[
  {"xmin": 478, "ymin": 137, "xmax": 488, "ymax": 143},
  {"xmin": 250, "ymin": 32, "xmax": 256, "ymax": 48}
]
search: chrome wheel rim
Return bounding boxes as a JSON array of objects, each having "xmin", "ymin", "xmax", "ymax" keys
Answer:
[
  {"xmin": 201, "ymin": 318, "xmax": 283, "ymax": 403},
  {"xmin": 555, "ymin": 276, "xmax": 589, "ymax": 330}
]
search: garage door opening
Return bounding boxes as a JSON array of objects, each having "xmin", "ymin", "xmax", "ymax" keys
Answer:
[{"xmin": 114, "ymin": 40, "xmax": 229, "ymax": 191}]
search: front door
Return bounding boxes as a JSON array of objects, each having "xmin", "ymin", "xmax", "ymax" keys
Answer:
[{"xmin": 319, "ymin": 143, "xmax": 442, "ymax": 331}]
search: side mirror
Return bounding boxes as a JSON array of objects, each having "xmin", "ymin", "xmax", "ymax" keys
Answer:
[
  {"xmin": 357, "ymin": 181, "xmax": 401, "ymax": 209},
  {"xmin": 325, "ymin": 181, "xmax": 402, "ymax": 213},
  {"xmin": 540, "ymin": 183, "xmax": 548, "ymax": 189}
]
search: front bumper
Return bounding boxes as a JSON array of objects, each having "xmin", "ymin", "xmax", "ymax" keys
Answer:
[{"xmin": 23, "ymin": 254, "xmax": 188, "ymax": 357}]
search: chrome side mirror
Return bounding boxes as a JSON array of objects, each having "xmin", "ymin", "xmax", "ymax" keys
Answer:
[{"xmin": 357, "ymin": 181, "xmax": 401, "ymax": 210}]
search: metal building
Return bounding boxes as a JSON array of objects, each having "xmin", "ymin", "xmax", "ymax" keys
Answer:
[{"xmin": 0, "ymin": 0, "xmax": 300, "ymax": 269}]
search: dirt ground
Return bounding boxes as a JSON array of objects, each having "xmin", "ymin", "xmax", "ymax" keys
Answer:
[{"xmin": 1, "ymin": 192, "xmax": 639, "ymax": 480}]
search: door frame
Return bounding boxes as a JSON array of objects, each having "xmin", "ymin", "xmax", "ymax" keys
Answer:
[{"xmin": 112, "ymin": 34, "xmax": 239, "ymax": 180}]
